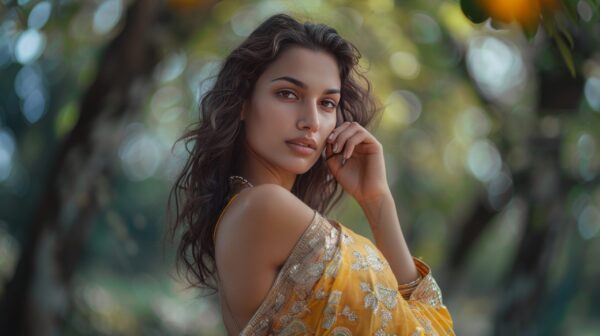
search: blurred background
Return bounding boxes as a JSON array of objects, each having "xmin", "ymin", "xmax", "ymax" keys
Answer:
[{"xmin": 0, "ymin": 0, "xmax": 599, "ymax": 335}]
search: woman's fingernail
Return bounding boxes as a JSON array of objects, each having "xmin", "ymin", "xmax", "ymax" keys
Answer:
[
  {"xmin": 342, "ymin": 157, "xmax": 346, "ymax": 166},
  {"xmin": 328, "ymin": 133, "xmax": 334, "ymax": 140},
  {"xmin": 333, "ymin": 143, "xmax": 338, "ymax": 152}
]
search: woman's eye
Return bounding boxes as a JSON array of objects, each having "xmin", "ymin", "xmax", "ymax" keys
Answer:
[
  {"xmin": 277, "ymin": 90, "xmax": 297, "ymax": 99},
  {"xmin": 322, "ymin": 100, "xmax": 337, "ymax": 109}
]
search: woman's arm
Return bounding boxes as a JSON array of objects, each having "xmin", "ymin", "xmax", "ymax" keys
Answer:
[
  {"xmin": 358, "ymin": 189, "xmax": 420, "ymax": 285},
  {"xmin": 326, "ymin": 121, "xmax": 454, "ymax": 332},
  {"xmin": 324, "ymin": 121, "xmax": 423, "ymax": 287}
]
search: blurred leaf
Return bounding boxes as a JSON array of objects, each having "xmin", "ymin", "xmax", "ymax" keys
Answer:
[
  {"xmin": 460, "ymin": 0, "xmax": 489, "ymax": 24},
  {"xmin": 541, "ymin": 9, "xmax": 576, "ymax": 77},
  {"xmin": 522, "ymin": 16, "xmax": 540, "ymax": 41},
  {"xmin": 559, "ymin": 0, "xmax": 580, "ymax": 21},
  {"xmin": 55, "ymin": 102, "xmax": 79, "ymax": 138},
  {"xmin": 522, "ymin": 25, "xmax": 539, "ymax": 41},
  {"xmin": 555, "ymin": 33, "xmax": 576, "ymax": 77},
  {"xmin": 554, "ymin": 12, "xmax": 575, "ymax": 48}
]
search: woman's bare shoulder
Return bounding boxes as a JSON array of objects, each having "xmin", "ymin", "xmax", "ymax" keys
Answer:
[
  {"xmin": 217, "ymin": 183, "xmax": 316, "ymax": 269},
  {"xmin": 214, "ymin": 184, "xmax": 317, "ymax": 330}
]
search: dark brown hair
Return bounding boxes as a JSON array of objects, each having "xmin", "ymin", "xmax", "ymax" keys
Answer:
[{"xmin": 167, "ymin": 13, "xmax": 381, "ymax": 292}]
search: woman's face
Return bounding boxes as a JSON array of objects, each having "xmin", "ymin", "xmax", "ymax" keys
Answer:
[{"xmin": 241, "ymin": 46, "xmax": 340, "ymax": 175}]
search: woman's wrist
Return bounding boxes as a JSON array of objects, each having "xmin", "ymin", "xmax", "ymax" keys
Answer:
[
  {"xmin": 357, "ymin": 189, "xmax": 394, "ymax": 229},
  {"xmin": 357, "ymin": 187, "xmax": 392, "ymax": 209}
]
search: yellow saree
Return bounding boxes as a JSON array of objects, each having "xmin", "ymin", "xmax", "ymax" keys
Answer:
[{"xmin": 216, "ymin": 195, "xmax": 455, "ymax": 335}]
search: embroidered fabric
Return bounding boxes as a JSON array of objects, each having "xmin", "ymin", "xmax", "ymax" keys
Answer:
[
  {"xmin": 240, "ymin": 210, "xmax": 339, "ymax": 335},
  {"xmin": 237, "ymin": 211, "xmax": 454, "ymax": 335},
  {"xmin": 213, "ymin": 190, "xmax": 454, "ymax": 335}
]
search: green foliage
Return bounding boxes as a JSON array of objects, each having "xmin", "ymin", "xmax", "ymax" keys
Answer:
[
  {"xmin": 460, "ymin": 0, "xmax": 489, "ymax": 23},
  {"xmin": 542, "ymin": 11, "xmax": 576, "ymax": 76},
  {"xmin": 459, "ymin": 0, "xmax": 596, "ymax": 77}
]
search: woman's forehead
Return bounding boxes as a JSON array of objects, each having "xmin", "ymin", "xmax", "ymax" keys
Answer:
[{"xmin": 260, "ymin": 47, "xmax": 341, "ymax": 90}]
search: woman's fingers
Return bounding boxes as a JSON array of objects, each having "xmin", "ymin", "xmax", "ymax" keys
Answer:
[
  {"xmin": 324, "ymin": 139, "xmax": 345, "ymax": 167},
  {"xmin": 343, "ymin": 131, "xmax": 369, "ymax": 160},
  {"xmin": 328, "ymin": 121, "xmax": 353, "ymax": 146},
  {"xmin": 332, "ymin": 122, "xmax": 361, "ymax": 157}
]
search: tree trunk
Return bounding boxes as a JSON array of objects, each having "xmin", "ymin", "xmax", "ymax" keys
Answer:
[{"xmin": 0, "ymin": 1, "xmax": 162, "ymax": 334}]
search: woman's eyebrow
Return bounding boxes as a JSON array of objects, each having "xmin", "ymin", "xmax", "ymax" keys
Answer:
[{"xmin": 270, "ymin": 76, "xmax": 341, "ymax": 94}]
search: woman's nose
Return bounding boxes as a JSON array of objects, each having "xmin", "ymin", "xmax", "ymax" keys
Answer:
[{"xmin": 298, "ymin": 100, "xmax": 319, "ymax": 131}]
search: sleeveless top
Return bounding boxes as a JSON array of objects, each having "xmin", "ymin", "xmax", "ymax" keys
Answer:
[{"xmin": 213, "ymin": 189, "xmax": 455, "ymax": 336}]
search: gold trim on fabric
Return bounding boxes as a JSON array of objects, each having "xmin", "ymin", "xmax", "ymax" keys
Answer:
[
  {"xmin": 408, "ymin": 257, "xmax": 444, "ymax": 308},
  {"xmin": 240, "ymin": 210, "xmax": 340, "ymax": 335}
]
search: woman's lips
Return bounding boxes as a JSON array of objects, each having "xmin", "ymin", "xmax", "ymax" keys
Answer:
[{"xmin": 286, "ymin": 141, "xmax": 316, "ymax": 155}]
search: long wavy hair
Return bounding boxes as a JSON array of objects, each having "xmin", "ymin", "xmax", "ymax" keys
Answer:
[{"xmin": 167, "ymin": 13, "xmax": 382, "ymax": 292}]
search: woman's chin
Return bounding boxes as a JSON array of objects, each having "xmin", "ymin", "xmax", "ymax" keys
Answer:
[{"xmin": 284, "ymin": 160, "xmax": 315, "ymax": 174}]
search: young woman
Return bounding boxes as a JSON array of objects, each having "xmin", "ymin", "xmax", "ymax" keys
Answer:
[{"xmin": 168, "ymin": 14, "xmax": 454, "ymax": 335}]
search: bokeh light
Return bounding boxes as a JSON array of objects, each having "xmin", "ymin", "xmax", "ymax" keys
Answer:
[
  {"xmin": 93, "ymin": 0, "xmax": 123, "ymax": 35},
  {"xmin": 577, "ymin": 133, "xmax": 596, "ymax": 181},
  {"xmin": 576, "ymin": 0, "xmax": 594, "ymax": 22},
  {"xmin": 467, "ymin": 139, "xmax": 502, "ymax": 183},
  {"xmin": 384, "ymin": 90, "xmax": 422, "ymax": 127},
  {"xmin": 584, "ymin": 76, "xmax": 600, "ymax": 112},
  {"xmin": 410, "ymin": 12, "xmax": 442, "ymax": 44},
  {"xmin": 118, "ymin": 124, "xmax": 164, "ymax": 181},
  {"xmin": 466, "ymin": 36, "xmax": 526, "ymax": 103},
  {"xmin": 0, "ymin": 128, "xmax": 17, "ymax": 182},
  {"xmin": 577, "ymin": 205, "xmax": 600, "ymax": 240},
  {"xmin": 389, "ymin": 51, "xmax": 421, "ymax": 80},
  {"xmin": 28, "ymin": 1, "xmax": 52, "ymax": 30},
  {"xmin": 154, "ymin": 51, "xmax": 187, "ymax": 83},
  {"xmin": 15, "ymin": 64, "xmax": 48, "ymax": 124},
  {"xmin": 15, "ymin": 29, "xmax": 46, "ymax": 64}
]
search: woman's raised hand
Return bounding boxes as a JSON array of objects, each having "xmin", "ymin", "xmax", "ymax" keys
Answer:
[{"xmin": 324, "ymin": 121, "xmax": 391, "ymax": 204}]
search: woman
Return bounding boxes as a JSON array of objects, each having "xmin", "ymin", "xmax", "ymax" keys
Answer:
[{"xmin": 168, "ymin": 13, "xmax": 455, "ymax": 335}]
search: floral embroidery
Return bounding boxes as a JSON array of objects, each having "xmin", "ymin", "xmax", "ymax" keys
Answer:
[
  {"xmin": 341, "ymin": 232, "xmax": 354, "ymax": 245},
  {"xmin": 323, "ymin": 298, "xmax": 360, "ymax": 330},
  {"xmin": 375, "ymin": 284, "xmax": 399, "ymax": 310},
  {"xmin": 325, "ymin": 248, "xmax": 343, "ymax": 278},
  {"xmin": 379, "ymin": 308, "xmax": 392, "ymax": 327},
  {"xmin": 360, "ymin": 281, "xmax": 399, "ymax": 313},
  {"xmin": 351, "ymin": 245, "xmax": 385, "ymax": 272},
  {"xmin": 314, "ymin": 288, "xmax": 327, "ymax": 300},
  {"xmin": 322, "ymin": 290, "xmax": 343, "ymax": 329},
  {"xmin": 240, "ymin": 211, "xmax": 340, "ymax": 335},
  {"xmin": 407, "ymin": 306, "xmax": 437, "ymax": 336},
  {"xmin": 329, "ymin": 290, "xmax": 343, "ymax": 303},
  {"xmin": 375, "ymin": 327, "xmax": 397, "ymax": 336},
  {"xmin": 234, "ymin": 213, "xmax": 454, "ymax": 335},
  {"xmin": 341, "ymin": 305, "xmax": 359, "ymax": 322},
  {"xmin": 274, "ymin": 293, "xmax": 286, "ymax": 310},
  {"xmin": 332, "ymin": 326, "xmax": 353, "ymax": 336},
  {"xmin": 290, "ymin": 300, "xmax": 309, "ymax": 314},
  {"xmin": 278, "ymin": 319, "xmax": 309, "ymax": 336}
]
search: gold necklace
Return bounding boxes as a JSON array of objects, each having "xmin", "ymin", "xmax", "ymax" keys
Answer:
[{"xmin": 228, "ymin": 175, "xmax": 254, "ymax": 188}]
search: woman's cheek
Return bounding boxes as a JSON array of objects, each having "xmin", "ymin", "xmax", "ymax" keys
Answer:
[{"xmin": 270, "ymin": 104, "xmax": 296, "ymax": 125}]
